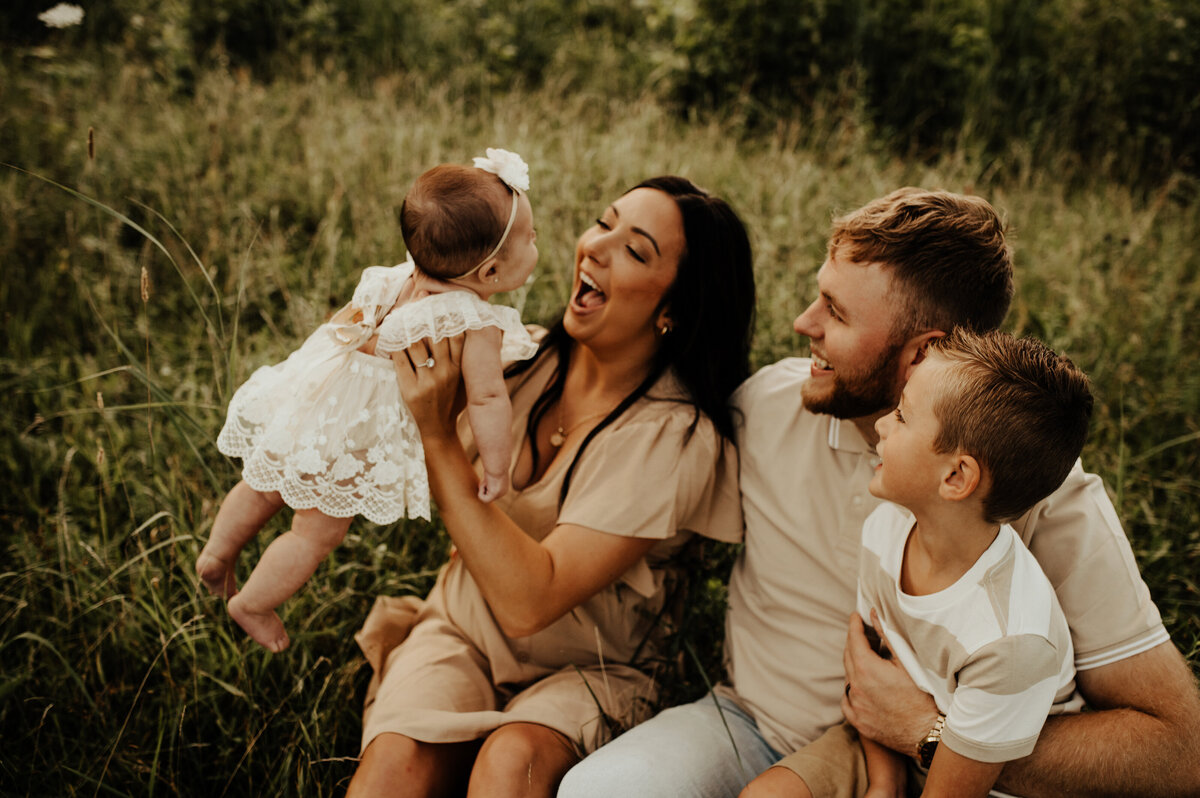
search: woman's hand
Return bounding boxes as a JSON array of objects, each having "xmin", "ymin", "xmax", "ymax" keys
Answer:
[{"xmin": 391, "ymin": 334, "xmax": 466, "ymax": 443}]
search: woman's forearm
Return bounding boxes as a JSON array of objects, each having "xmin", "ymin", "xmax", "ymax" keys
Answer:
[
  {"xmin": 419, "ymin": 431, "xmax": 558, "ymax": 635},
  {"xmin": 395, "ymin": 336, "xmax": 656, "ymax": 637},
  {"xmin": 421, "ymin": 429, "xmax": 655, "ymax": 637}
]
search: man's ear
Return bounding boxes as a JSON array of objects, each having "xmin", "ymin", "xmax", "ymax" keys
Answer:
[
  {"xmin": 903, "ymin": 329, "xmax": 946, "ymax": 380},
  {"xmin": 940, "ymin": 452, "xmax": 982, "ymax": 502}
]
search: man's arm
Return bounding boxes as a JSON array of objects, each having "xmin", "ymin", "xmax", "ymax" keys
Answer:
[
  {"xmin": 994, "ymin": 641, "xmax": 1200, "ymax": 797},
  {"xmin": 845, "ymin": 630, "xmax": 1200, "ymax": 797}
]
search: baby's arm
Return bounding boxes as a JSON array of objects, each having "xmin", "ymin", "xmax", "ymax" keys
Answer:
[
  {"xmin": 861, "ymin": 736, "xmax": 906, "ymax": 798},
  {"xmin": 921, "ymin": 746, "xmax": 1003, "ymax": 798},
  {"xmin": 461, "ymin": 326, "xmax": 512, "ymax": 502}
]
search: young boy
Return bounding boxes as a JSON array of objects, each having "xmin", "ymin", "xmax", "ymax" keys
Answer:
[{"xmin": 761, "ymin": 328, "xmax": 1094, "ymax": 798}]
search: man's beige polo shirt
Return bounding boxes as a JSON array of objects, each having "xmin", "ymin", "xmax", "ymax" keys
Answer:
[{"xmin": 723, "ymin": 358, "xmax": 1169, "ymax": 757}]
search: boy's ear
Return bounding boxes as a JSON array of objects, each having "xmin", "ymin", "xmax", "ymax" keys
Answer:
[{"xmin": 939, "ymin": 452, "xmax": 982, "ymax": 503}]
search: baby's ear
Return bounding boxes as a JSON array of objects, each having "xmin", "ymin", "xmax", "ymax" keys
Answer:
[
  {"xmin": 479, "ymin": 259, "xmax": 501, "ymax": 284},
  {"xmin": 940, "ymin": 453, "xmax": 982, "ymax": 502}
]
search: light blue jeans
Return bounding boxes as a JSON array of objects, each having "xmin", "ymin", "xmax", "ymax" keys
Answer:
[{"xmin": 557, "ymin": 693, "xmax": 784, "ymax": 797}]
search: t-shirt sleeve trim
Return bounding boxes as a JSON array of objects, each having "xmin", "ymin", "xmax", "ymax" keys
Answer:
[
  {"xmin": 1075, "ymin": 627, "xmax": 1171, "ymax": 671},
  {"xmin": 940, "ymin": 726, "xmax": 1038, "ymax": 763}
]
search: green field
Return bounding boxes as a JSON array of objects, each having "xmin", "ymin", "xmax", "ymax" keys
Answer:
[{"xmin": 2, "ymin": 28, "xmax": 1199, "ymax": 797}]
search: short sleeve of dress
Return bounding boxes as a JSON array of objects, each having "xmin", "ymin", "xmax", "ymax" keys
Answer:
[
  {"xmin": 557, "ymin": 411, "xmax": 743, "ymax": 544},
  {"xmin": 326, "ymin": 262, "xmax": 413, "ymax": 349},
  {"xmin": 351, "ymin": 261, "xmax": 412, "ymax": 323}
]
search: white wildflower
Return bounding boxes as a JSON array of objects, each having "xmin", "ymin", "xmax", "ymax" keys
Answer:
[{"xmin": 38, "ymin": 3, "xmax": 84, "ymax": 29}]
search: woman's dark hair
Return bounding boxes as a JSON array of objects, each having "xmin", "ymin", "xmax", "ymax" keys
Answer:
[{"xmin": 506, "ymin": 176, "xmax": 756, "ymax": 505}]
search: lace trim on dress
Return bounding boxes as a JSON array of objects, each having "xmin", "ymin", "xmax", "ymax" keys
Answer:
[
  {"xmin": 374, "ymin": 291, "xmax": 538, "ymax": 362},
  {"xmin": 217, "ymin": 347, "xmax": 432, "ymax": 523}
]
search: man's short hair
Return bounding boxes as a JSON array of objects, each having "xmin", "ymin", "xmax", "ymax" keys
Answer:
[
  {"xmin": 830, "ymin": 188, "xmax": 1014, "ymax": 339},
  {"xmin": 400, "ymin": 165, "xmax": 511, "ymax": 279},
  {"xmin": 929, "ymin": 329, "xmax": 1093, "ymax": 523}
]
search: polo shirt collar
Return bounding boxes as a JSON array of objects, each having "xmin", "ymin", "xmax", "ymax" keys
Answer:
[{"xmin": 826, "ymin": 415, "xmax": 876, "ymax": 456}]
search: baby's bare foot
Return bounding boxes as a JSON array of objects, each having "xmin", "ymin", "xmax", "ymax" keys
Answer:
[
  {"xmin": 228, "ymin": 594, "xmax": 290, "ymax": 653},
  {"xmin": 196, "ymin": 551, "xmax": 238, "ymax": 598}
]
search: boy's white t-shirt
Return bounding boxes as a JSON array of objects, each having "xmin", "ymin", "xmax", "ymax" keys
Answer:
[{"xmin": 857, "ymin": 502, "xmax": 1084, "ymax": 764}]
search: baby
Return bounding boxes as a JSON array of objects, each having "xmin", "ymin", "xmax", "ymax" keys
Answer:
[
  {"xmin": 760, "ymin": 328, "xmax": 1093, "ymax": 798},
  {"xmin": 197, "ymin": 149, "xmax": 539, "ymax": 652}
]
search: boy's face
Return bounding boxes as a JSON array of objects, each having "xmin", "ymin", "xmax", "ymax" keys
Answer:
[{"xmin": 869, "ymin": 355, "xmax": 954, "ymax": 510}]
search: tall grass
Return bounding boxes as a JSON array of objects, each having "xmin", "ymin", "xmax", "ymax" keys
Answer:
[{"xmin": 2, "ymin": 52, "xmax": 1198, "ymax": 795}]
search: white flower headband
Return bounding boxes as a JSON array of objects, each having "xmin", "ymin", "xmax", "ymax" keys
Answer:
[
  {"xmin": 454, "ymin": 148, "xmax": 530, "ymax": 281},
  {"xmin": 475, "ymin": 148, "xmax": 530, "ymax": 193}
]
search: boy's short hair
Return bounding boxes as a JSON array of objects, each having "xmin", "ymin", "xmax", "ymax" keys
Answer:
[
  {"xmin": 928, "ymin": 329, "xmax": 1093, "ymax": 523},
  {"xmin": 400, "ymin": 165, "xmax": 512, "ymax": 279},
  {"xmin": 830, "ymin": 188, "xmax": 1014, "ymax": 340}
]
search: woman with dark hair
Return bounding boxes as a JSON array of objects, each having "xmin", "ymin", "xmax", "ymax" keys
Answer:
[{"xmin": 347, "ymin": 176, "xmax": 756, "ymax": 797}]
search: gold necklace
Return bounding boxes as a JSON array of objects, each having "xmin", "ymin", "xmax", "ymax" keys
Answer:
[{"xmin": 549, "ymin": 404, "xmax": 612, "ymax": 447}]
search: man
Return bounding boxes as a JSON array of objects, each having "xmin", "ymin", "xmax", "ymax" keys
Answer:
[{"xmin": 558, "ymin": 188, "xmax": 1200, "ymax": 797}]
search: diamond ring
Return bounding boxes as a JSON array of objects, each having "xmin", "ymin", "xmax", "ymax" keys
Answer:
[{"xmin": 417, "ymin": 357, "xmax": 435, "ymax": 369}]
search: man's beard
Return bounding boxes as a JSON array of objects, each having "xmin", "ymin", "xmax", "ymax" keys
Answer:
[{"xmin": 801, "ymin": 342, "xmax": 904, "ymax": 419}]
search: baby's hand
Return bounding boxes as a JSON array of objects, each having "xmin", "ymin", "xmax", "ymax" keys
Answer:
[{"xmin": 478, "ymin": 472, "xmax": 509, "ymax": 503}]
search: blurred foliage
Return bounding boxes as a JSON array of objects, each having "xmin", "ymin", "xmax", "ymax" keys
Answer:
[{"xmin": 3, "ymin": 0, "xmax": 1197, "ymax": 182}]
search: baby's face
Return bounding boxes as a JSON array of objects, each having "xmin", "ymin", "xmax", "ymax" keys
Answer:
[
  {"xmin": 494, "ymin": 193, "xmax": 538, "ymax": 292},
  {"xmin": 869, "ymin": 356, "xmax": 955, "ymax": 509}
]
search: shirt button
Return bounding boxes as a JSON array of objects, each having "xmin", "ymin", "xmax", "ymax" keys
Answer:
[{"xmin": 852, "ymin": 495, "xmax": 863, "ymax": 507}]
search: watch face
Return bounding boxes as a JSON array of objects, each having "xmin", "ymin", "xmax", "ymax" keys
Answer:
[{"xmin": 918, "ymin": 738, "xmax": 938, "ymax": 768}]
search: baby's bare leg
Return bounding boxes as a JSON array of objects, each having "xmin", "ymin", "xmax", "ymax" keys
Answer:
[
  {"xmin": 198, "ymin": 482, "xmax": 284, "ymax": 598},
  {"xmin": 227, "ymin": 509, "xmax": 351, "ymax": 652}
]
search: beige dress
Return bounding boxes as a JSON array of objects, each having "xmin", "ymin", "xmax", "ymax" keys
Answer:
[{"xmin": 356, "ymin": 351, "xmax": 743, "ymax": 755}]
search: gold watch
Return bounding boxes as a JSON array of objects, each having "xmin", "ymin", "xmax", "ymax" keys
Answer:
[{"xmin": 916, "ymin": 713, "xmax": 946, "ymax": 768}]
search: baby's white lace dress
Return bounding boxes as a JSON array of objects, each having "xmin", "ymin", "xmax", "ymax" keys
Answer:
[{"xmin": 217, "ymin": 257, "xmax": 538, "ymax": 523}]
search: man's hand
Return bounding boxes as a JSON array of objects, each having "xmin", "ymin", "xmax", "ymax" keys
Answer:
[{"xmin": 842, "ymin": 611, "xmax": 939, "ymax": 754}]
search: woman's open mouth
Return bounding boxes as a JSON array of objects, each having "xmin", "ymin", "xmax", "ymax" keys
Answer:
[{"xmin": 573, "ymin": 271, "xmax": 607, "ymax": 310}]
